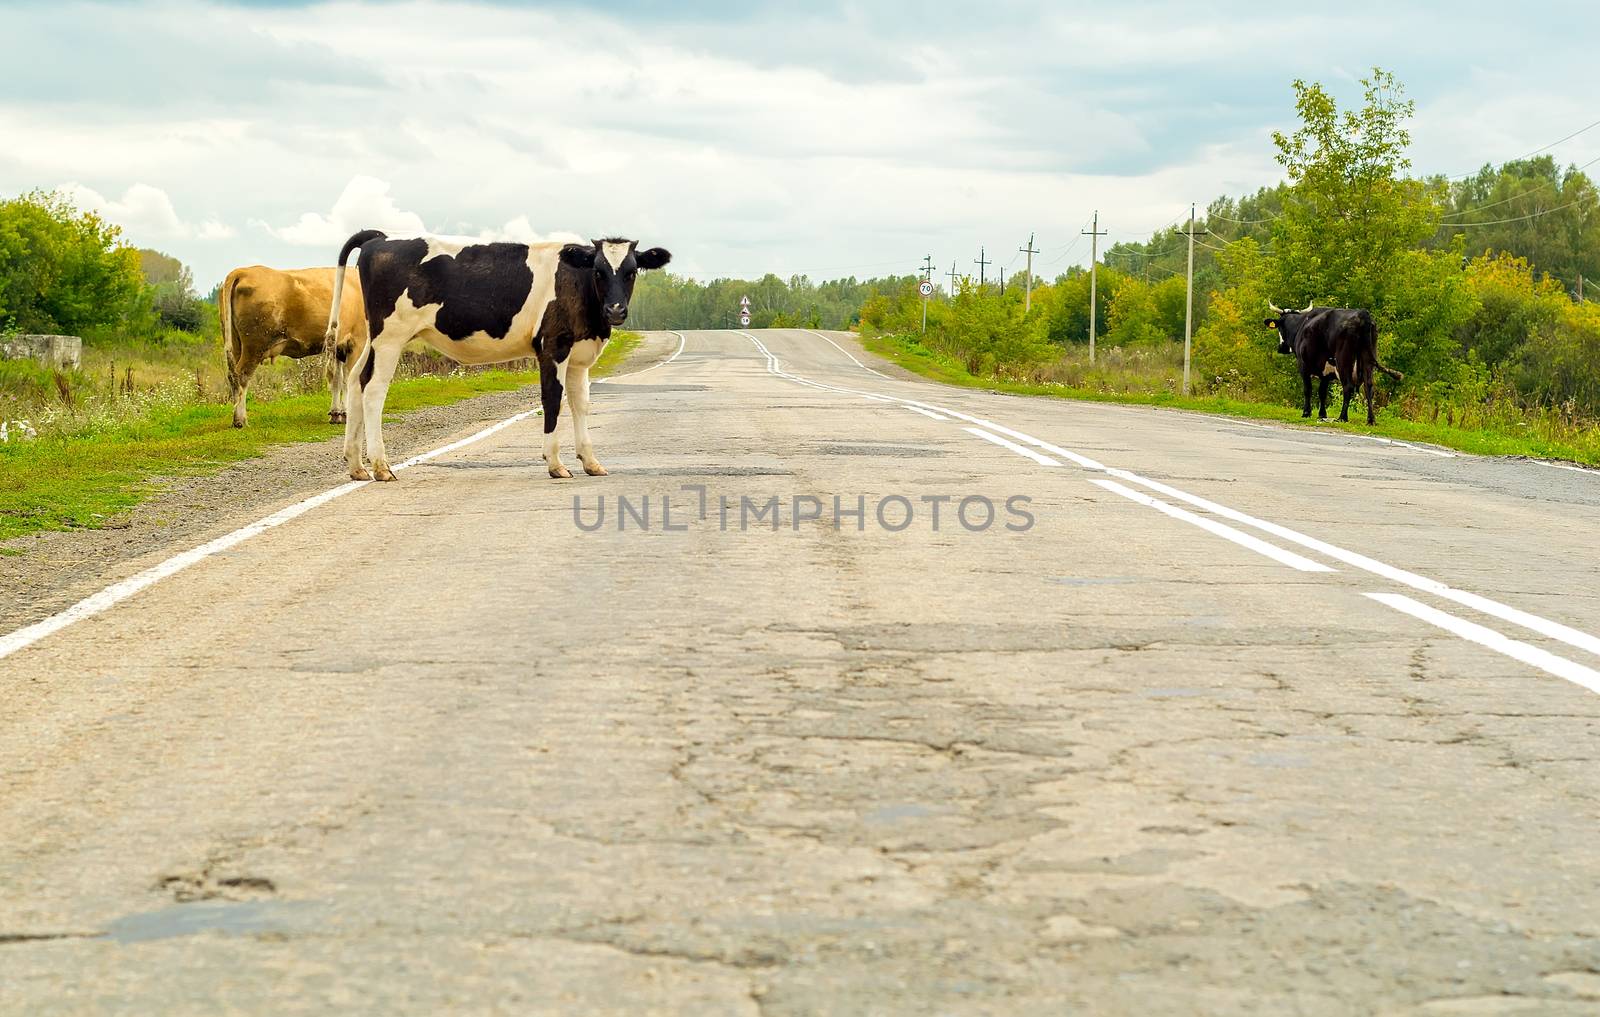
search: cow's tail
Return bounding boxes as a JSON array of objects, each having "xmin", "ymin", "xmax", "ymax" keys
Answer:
[
  {"xmin": 1362, "ymin": 312, "xmax": 1404, "ymax": 382},
  {"xmin": 325, "ymin": 229, "xmax": 385, "ymax": 351},
  {"xmin": 219, "ymin": 268, "xmax": 244, "ymax": 395}
]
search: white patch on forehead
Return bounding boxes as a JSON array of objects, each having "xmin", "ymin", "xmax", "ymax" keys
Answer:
[{"xmin": 602, "ymin": 241, "xmax": 631, "ymax": 271}]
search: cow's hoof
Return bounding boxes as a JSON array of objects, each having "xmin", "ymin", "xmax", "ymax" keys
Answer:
[
  {"xmin": 329, "ymin": 412, "xmax": 345, "ymax": 424},
  {"xmin": 1301, "ymin": 413, "xmax": 1311, "ymax": 419},
  {"xmin": 583, "ymin": 462, "xmax": 608, "ymax": 477},
  {"xmin": 232, "ymin": 417, "xmax": 246, "ymax": 429},
  {"xmin": 351, "ymin": 466, "xmax": 373, "ymax": 481},
  {"xmin": 374, "ymin": 466, "xmax": 397, "ymax": 482},
  {"xmin": 549, "ymin": 465, "xmax": 573, "ymax": 479}
]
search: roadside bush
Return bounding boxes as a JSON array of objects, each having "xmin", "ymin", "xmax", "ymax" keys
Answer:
[{"xmin": 0, "ymin": 190, "xmax": 147, "ymax": 334}]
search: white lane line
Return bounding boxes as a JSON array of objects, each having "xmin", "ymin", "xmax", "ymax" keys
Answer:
[
  {"xmin": 1535, "ymin": 460, "xmax": 1595, "ymax": 475},
  {"xmin": 1105, "ymin": 468, "xmax": 1600, "ymax": 660},
  {"xmin": 734, "ymin": 330, "xmax": 1600, "ymax": 674},
  {"xmin": 964, "ymin": 427, "xmax": 1061, "ymax": 466},
  {"xmin": 0, "ymin": 408, "xmax": 542, "ymax": 663},
  {"xmin": 1369, "ymin": 593, "xmax": 1600, "ymax": 694},
  {"xmin": 1091, "ymin": 479, "xmax": 1336, "ymax": 573},
  {"xmin": 597, "ymin": 329, "xmax": 686, "ymax": 382},
  {"xmin": 1357, "ymin": 434, "xmax": 1456, "ymax": 458},
  {"xmin": 905, "ymin": 405, "xmax": 948, "ymax": 421},
  {"xmin": 802, "ymin": 329, "xmax": 893, "ymax": 379}
]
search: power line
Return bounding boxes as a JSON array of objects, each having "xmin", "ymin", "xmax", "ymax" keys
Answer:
[
  {"xmin": 1208, "ymin": 210, "xmax": 1282, "ymax": 224},
  {"xmin": 1438, "ymin": 197, "xmax": 1587, "ymax": 228},
  {"xmin": 1446, "ymin": 116, "xmax": 1600, "ymax": 180}
]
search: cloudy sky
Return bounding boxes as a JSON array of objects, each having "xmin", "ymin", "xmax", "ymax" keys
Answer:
[{"xmin": 2, "ymin": 0, "xmax": 1595, "ymax": 290}]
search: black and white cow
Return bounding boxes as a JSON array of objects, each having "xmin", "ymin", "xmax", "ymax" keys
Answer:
[{"xmin": 325, "ymin": 230, "xmax": 670, "ymax": 481}]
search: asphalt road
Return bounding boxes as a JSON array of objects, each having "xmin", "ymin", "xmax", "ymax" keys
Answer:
[{"xmin": 4, "ymin": 329, "xmax": 1600, "ymax": 1016}]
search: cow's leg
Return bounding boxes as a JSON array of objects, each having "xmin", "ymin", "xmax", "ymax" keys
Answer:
[
  {"xmin": 1317, "ymin": 376, "xmax": 1331, "ymax": 419},
  {"xmin": 1338, "ymin": 378, "xmax": 1354, "ymax": 422},
  {"xmin": 569, "ymin": 364, "xmax": 605, "ymax": 476},
  {"xmin": 1365, "ymin": 374, "xmax": 1377, "ymax": 425},
  {"xmin": 359, "ymin": 340, "xmax": 406, "ymax": 482},
  {"xmin": 344, "ymin": 344, "xmax": 374, "ymax": 480},
  {"xmin": 230, "ymin": 350, "xmax": 265, "ymax": 428},
  {"xmin": 1301, "ymin": 374, "xmax": 1313, "ymax": 417},
  {"xmin": 541, "ymin": 365, "xmax": 571, "ymax": 479},
  {"xmin": 327, "ymin": 340, "xmax": 351, "ymax": 424}
]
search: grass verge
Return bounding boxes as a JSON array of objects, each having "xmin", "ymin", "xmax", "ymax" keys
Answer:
[
  {"xmin": 861, "ymin": 332, "xmax": 1600, "ymax": 467},
  {"xmin": 0, "ymin": 330, "xmax": 642, "ymax": 544}
]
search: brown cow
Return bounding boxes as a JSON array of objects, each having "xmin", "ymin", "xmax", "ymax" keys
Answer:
[{"xmin": 219, "ymin": 266, "xmax": 368, "ymax": 427}]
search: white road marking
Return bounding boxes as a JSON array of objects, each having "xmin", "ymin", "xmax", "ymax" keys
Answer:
[
  {"xmin": 1091, "ymin": 479, "xmax": 1336, "ymax": 573},
  {"xmin": 1535, "ymin": 460, "xmax": 1594, "ymax": 475},
  {"xmin": 964, "ymin": 427, "xmax": 1061, "ymax": 466},
  {"xmin": 905, "ymin": 405, "xmax": 948, "ymax": 421},
  {"xmin": 598, "ymin": 330, "xmax": 686, "ymax": 382},
  {"xmin": 802, "ymin": 329, "xmax": 893, "ymax": 379},
  {"xmin": 1103, "ymin": 469, "xmax": 1600, "ymax": 660},
  {"xmin": 736, "ymin": 329, "xmax": 1600, "ymax": 682},
  {"xmin": 1357, "ymin": 435, "xmax": 1456, "ymax": 458},
  {"xmin": 0, "ymin": 407, "xmax": 542, "ymax": 663},
  {"xmin": 1368, "ymin": 593, "xmax": 1600, "ymax": 695}
]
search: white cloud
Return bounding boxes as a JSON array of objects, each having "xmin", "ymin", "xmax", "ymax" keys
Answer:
[
  {"xmin": 56, "ymin": 181, "xmax": 230, "ymax": 243},
  {"xmin": 196, "ymin": 219, "xmax": 236, "ymax": 240},
  {"xmin": 478, "ymin": 215, "xmax": 584, "ymax": 246},
  {"xmin": 256, "ymin": 174, "xmax": 426, "ymax": 247}
]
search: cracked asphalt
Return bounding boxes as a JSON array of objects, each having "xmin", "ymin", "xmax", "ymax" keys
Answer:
[{"xmin": 4, "ymin": 329, "xmax": 1600, "ymax": 1015}]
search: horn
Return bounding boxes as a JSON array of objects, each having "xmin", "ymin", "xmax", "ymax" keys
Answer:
[
  {"xmin": 1298, "ymin": 301, "xmax": 1314, "ymax": 313},
  {"xmin": 1268, "ymin": 300, "xmax": 1283, "ymax": 313}
]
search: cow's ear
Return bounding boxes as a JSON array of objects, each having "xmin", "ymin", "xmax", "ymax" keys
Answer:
[
  {"xmin": 635, "ymin": 247, "xmax": 672, "ymax": 271},
  {"xmin": 560, "ymin": 244, "xmax": 596, "ymax": 269},
  {"xmin": 1264, "ymin": 319, "xmax": 1277, "ymax": 329}
]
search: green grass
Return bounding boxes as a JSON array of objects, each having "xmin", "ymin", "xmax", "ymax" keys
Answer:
[
  {"xmin": 0, "ymin": 330, "xmax": 642, "ymax": 543},
  {"xmin": 862, "ymin": 332, "xmax": 1600, "ymax": 467}
]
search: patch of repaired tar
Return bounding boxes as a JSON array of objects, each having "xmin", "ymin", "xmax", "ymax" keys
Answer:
[{"xmin": 101, "ymin": 900, "xmax": 321, "ymax": 944}]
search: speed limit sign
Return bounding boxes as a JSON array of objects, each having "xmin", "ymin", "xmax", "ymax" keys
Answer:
[{"xmin": 918, "ymin": 280, "xmax": 934, "ymax": 297}]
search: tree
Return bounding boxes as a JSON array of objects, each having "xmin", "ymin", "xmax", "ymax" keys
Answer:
[
  {"xmin": 1268, "ymin": 68, "xmax": 1474, "ymax": 390},
  {"xmin": 0, "ymin": 190, "xmax": 146, "ymax": 335}
]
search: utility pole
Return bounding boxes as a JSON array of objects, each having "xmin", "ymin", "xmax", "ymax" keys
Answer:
[
  {"xmin": 998, "ymin": 266, "xmax": 1005, "ymax": 295},
  {"xmin": 920, "ymin": 254, "xmax": 934, "ymax": 333},
  {"xmin": 947, "ymin": 260, "xmax": 959, "ymax": 297},
  {"xmin": 1580, "ymin": 273, "xmax": 1586, "ymax": 303},
  {"xmin": 975, "ymin": 247, "xmax": 991, "ymax": 289},
  {"xmin": 1182, "ymin": 203, "xmax": 1197, "ymax": 396},
  {"xmin": 1019, "ymin": 232, "xmax": 1039, "ymax": 313},
  {"xmin": 1083, "ymin": 211, "xmax": 1107, "ymax": 363}
]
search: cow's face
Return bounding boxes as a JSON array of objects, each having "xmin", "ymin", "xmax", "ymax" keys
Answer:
[
  {"xmin": 1264, "ymin": 313, "xmax": 1295, "ymax": 355},
  {"xmin": 1265, "ymin": 302, "xmax": 1315, "ymax": 355},
  {"xmin": 560, "ymin": 239, "xmax": 672, "ymax": 326}
]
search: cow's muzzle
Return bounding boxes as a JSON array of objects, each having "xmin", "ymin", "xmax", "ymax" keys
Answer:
[{"xmin": 604, "ymin": 303, "xmax": 628, "ymax": 326}]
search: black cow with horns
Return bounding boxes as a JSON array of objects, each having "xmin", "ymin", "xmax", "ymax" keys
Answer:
[
  {"xmin": 1265, "ymin": 301, "xmax": 1404, "ymax": 424},
  {"xmin": 325, "ymin": 231, "xmax": 671, "ymax": 481}
]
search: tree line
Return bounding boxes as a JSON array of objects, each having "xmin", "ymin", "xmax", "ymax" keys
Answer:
[{"xmin": 628, "ymin": 271, "xmax": 916, "ymax": 331}]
